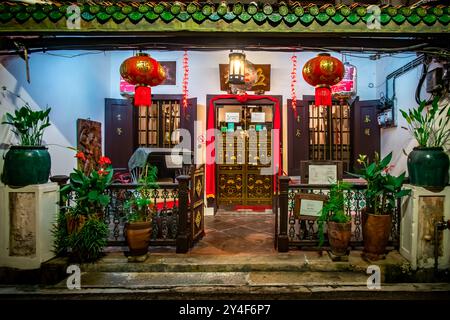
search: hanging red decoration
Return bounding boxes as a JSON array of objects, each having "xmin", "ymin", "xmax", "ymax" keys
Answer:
[
  {"xmin": 119, "ymin": 52, "xmax": 166, "ymax": 107},
  {"xmin": 302, "ymin": 53, "xmax": 344, "ymax": 107},
  {"xmin": 182, "ymin": 50, "xmax": 189, "ymax": 110},
  {"xmin": 290, "ymin": 53, "xmax": 297, "ymax": 117},
  {"xmin": 331, "ymin": 62, "xmax": 357, "ymax": 103}
]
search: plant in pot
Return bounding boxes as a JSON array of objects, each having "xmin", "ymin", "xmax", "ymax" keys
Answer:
[
  {"xmin": 317, "ymin": 181, "xmax": 352, "ymax": 257},
  {"xmin": 1, "ymin": 103, "xmax": 51, "ymax": 187},
  {"xmin": 351, "ymin": 152, "xmax": 411, "ymax": 261},
  {"xmin": 55, "ymin": 151, "xmax": 113, "ymax": 262},
  {"xmin": 400, "ymin": 96, "xmax": 450, "ymax": 188},
  {"xmin": 124, "ymin": 164, "xmax": 158, "ymax": 262}
]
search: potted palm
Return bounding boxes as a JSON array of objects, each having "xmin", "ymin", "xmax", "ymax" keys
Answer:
[
  {"xmin": 351, "ymin": 152, "xmax": 411, "ymax": 261},
  {"xmin": 317, "ymin": 181, "xmax": 352, "ymax": 257},
  {"xmin": 56, "ymin": 151, "xmax": 113, "ymax": 262},
  {"xmin": 400, "ymin": 97, "xmax": 450, "ymax": 188},
  {"xmin": 124, "ymin": 165, "xmax": 158, "ymax": 261},
  {"xmin": 1, "ymin": 103, "xmax": 51, "ymax": 187}
]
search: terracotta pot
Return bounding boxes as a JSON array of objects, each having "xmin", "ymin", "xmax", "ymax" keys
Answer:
[
  {"xmin": 362, "ymin": 211, "xmax": 392, "ymax": 261},
  {"xmin": 327, "ymin": 221, "xmax": 352, "ymax": 256},
  {"xmin": 125, "ymin": 221, "xmax": 152, "ymax": 256}
]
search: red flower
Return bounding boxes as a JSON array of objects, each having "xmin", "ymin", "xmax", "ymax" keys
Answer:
[
  {"xmin": 99, "ymin": 156, "xmax": 112, "ymax": 166},
  {"xmin": 75, "ymin": 151, "xmax": 86, "ymax": 162},
  {"xmin": 97, "ymin": 168, "xmax": 109, "ymax": 176}
]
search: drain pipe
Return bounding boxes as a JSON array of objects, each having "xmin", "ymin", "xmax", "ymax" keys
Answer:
[{"xmin": 434, "ymin": 219, "xmax": 450, "ymax": 274}]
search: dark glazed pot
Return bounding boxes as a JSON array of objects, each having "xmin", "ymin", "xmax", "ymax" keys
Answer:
[
  {"xmin": 407, "ymin": 147, "xmax": 449, "ymax": 188},
  {"xmin": 327, "ymin": 221, "xmax": 352, "ymax": 256},
  {"xmin": 362, "ymin": 211, "xmax": 392, "ymax": 261},
  {"xmin": 126, "ymin": 221, "xmax": 152, "ymax": 257},
  {"xmin": 2, "ymin": 146, "xmax": 51, "ymax": 187}
]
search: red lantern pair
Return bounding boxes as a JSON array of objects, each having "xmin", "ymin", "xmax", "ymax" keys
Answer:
[
  {"xmin": 302, "ymin": 53, "xmax": 345, "ymax": 107},
  {"xmin": 119, "ymin": 53, "xmax": 166, "ymax": 107}
]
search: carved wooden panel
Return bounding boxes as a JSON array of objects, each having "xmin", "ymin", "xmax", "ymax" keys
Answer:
[{"xmin": 77, "ymin": 119, "xmax": 102, "ymax": 175}]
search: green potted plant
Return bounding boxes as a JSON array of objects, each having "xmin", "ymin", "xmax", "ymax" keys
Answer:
[
  {"xmin": 351, "ymin": 152, "xmax": 411, "ymax": 261},
  {"xmin": 317, "ymin": 181, "xmax": 352, "ymax": 257},
  {"xmin": 124, "ymin": 164, "xmax": 158, "ymax": 261},
  {"xmin": 400, "ymin": 96, "xmax": 450, "ymax": 188},
  {"xmin": 55, "ymin": 151, "xmax": 113, "ymax": 262},
  {"xmin": 1, "ymin": 102, "xmax": 51, "ymax": 187}
]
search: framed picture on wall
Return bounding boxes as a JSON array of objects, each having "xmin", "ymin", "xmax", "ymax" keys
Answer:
[
  {"xmin": 160, "ymin": 61, "xmax": 177, "ymax": 85},
  {"xmin": 77, "ymin": 119, "xmax": 102, "ymax": 175}
]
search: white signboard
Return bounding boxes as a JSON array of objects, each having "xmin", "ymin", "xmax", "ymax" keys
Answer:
[
  {"xmin": 225, "ymin": 112, "xmax": 240, "ymax": 123},
  {"xmin": 251, "ymin": 112, "xmax": 265, "ymax": 123},
  {"xmin": 308, "ymin": 165, "xmax": 337, "ymax": 185},
  {"xmin": 300, "ymin": 199, "xmax": 323, "ymax": 217}
]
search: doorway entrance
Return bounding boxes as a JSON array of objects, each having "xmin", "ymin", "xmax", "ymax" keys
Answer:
[{"xmin": 209, "ymin": 96, "xmax": 281, "ymax": 209}]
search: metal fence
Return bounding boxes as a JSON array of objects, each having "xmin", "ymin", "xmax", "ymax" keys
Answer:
[{"xmin": 276, "ymin": 176, "xmax": 400, "ymax": 252}]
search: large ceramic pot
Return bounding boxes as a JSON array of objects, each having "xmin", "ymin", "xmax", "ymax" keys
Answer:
[
  {"xmin": 362, "ymin": 211, "xmax": 392, "ymax": 261},
  {"xmin": 125, "ymin": 221, "xmax": 152, "ymax": 256},
  {"xmin": 2, "ymin": 146, "xmax": 51, "ymax": 187},
  {"xmin": 327, "ymin": 221, "xmax": 352, "ymax": 256},
  {"xmin": 407, "ymin": 147, "xmax": 449, "ymax": 188}
]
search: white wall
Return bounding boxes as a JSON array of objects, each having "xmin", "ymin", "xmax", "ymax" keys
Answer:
[
  {"xmin": 0, "ymin": 51, "xmax": 111, "ymax": 177},
  {"xmin": 1, "ymin": 49, "xmax": 382, "ymax": 178}
]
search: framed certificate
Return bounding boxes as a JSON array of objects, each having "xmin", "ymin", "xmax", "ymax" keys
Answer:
[
  {"xmin": 225, "ymin": 112, "xmax": 240, "ymax": 123},
  {"xmin": 251, "ymin": 112, "xmax": 265, "ymax": 123},
  {"xmin": 294, "ymin": 193, "xmax": 328, "ymax": 219},
  {"xmin": 308, "ymin": 165, "xmax": 338, "ymax": 185}
]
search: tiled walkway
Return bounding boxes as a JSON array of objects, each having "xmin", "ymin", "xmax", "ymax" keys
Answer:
[{"xmin": 190, "ymin": 211, "xmax": 275, "ymax": 255}]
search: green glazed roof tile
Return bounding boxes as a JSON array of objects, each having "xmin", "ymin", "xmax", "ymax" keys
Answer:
[
  {"xmin": 89, "ymin": 5, "xmax": 101, "ymax": 15},
  {"xmin": 25, "ymin": 5, "xmax": 37, "ymax": 13},
  {"xmin": 279, "ymin": 4, "xmax": 289, "ymax": 17},
  {"xmin": 160, "ymin": 10, "xmax": 175, "ymax": 22},
  {"xmin": 217, "ymin": 3, "xmax": 228, "ymax": 16},
  {"xmin": 247, "ymin": 3, "xmax": 258, "ymax": 16},
  {"xmin": 423, "ymin": 14, "xmax": 437, "ymax": 25},
  {"xmin": 177, "ymin": 11, "xmax": 191, "ymax": 22},
  {"xmin": 385, "ymin": 6, "xmax": 397, "ymax": 17},
  {"xmin": 325, "ymin": 6, "xmax": 336, "ymax": 17},
  {"xmin": 96, "ymin": 12, "xmax": 111, "ymax": 24},
  {"xmin": 144, "ymin": 11, "xmax": 159, "ymax": 22},
  {"xmin": 81, "ymin": 11, "xmax": 96, "ymax": 22},
  {"xmin": 346, "ymin": 12, "xmax": 360, "ymax": 24},
  {"xmin": 430, "ymin": 7, "xmax": 443, "ymax": 16},
  {"xmin": 202, "ymin": 4, "xmax": 213, "ymax": 16},
  {"xmin": 300, "ymin": 13, "xmax": 314, "ymax": 26},
  {"xmin": 253, "ymin": 11, "xmax": 267, "ymax": 23},
  {"xmin": 294, "ymin": 6, "xmax": 304, "ymax": 17},
  {"xmin": 106, "ymin": 5, "xmax": 119, "ymax": 15},
  {"xmin": 128, "ymin": 11, "xmax": 143, "ymax": 24},
  {"xmin": 48, "ymin": 10, "xmax": 63, "ymax": 22},
  {"xmin": 268, "ymin": 13, "xmax": 282, "ymax": 24},
  {"xmin": 9, "ymin": 5, "xmax": 23, "ymax": 14},
  {"xmin": 399, "ymin": 7, "xmax": 412, "ymax": 17},
  {"xmin": 170, "ymin": 3, "xmax": 181, "ymax": 15},
  {"xmin": 154, "ymin": 4, "xmax": 165, "ymax": 15},
  {"xmin": 186, "ymin": 3, "xmax": 198, "ymax": 15},
  {"xmin": 0, "ymin": 4, "xmax": 6, "ymax": 13},
  {"xmin": 380, "ymin": 13, "xmax": 391, "ymax": 25},
  {"xmin": 223, "ymin": 12, "xmax": 236, "ymax": 22},
  {"xmin": 32, "ymin": 10, "xmax": 47, "ymax": 22},
  {"xmin": 283, "ymin": 13, "xmax": 298, "ymax": 24},
  {"xmin": 331, "ymin": 13, "xmax": 345, "ymax": 24},
  {"xmin": 233, "ymin": 3, "xmax": 243, "ymax": 16},
  {"xmin": 263, "ymin": 4, "xmax": 273, "ymax": 15},
  {"xmin": 392, "ymin": 14, "xmax": 406, "ymax": 24},
  {"xmin": 339, "ymin": 5, "xmax": 351, "ymax": 17},
  {"xmin": 356, "ymin": 6, "xmax": 367, "ymax": 17},
  {"xmin": 238, "ymin": 11, "xmax": 252, "ymax": 23},
  {"xmin": 192, "ymin": 11, "xmax": 206, "ymax": 22},
  {"xmin": 111, "ymin": 11, "xmax": 127, "ymax": 23},
  {"xmin": 0, "ymin": 12, "xmax": 12, "ymax": 23},
  {"xmin": 208, "ymin": 12, "xmax": 221, "ymax": 21},
  {"xmin": 438, "ymin": 14, "xmax": 449, "ymax": 25},
  {"xmin": 316, "ymin": 12, "xmax": 330, "ymax": 25},
  {"xmin": 42, "ymin": 5, "xmax": 53, "ymax": 14},
  {"xmin": 15, "ymin": 11, "xmax": 30, "ymax": 23},
  {"xmin": 407, "ymin": 13, "xmax": 421, "ymax": 25},
  {"xmin": 138, "ymin": 5, "xmax": 149, "ymax": 14},
  {"xmin": 415, "ymin": 7, "xmax": 427, "ymax": 17},
  {"xmin": 308, "ymin": 5, "xmax": 319, "ymax": 16}
]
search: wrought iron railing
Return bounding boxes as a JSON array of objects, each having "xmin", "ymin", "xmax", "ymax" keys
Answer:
[
  {"xmin": 61, "ymin": 165, "xmax": 205, "ymax": 253},
  {"xmin": 276, "ymin": 177, "xmax": 401, "ymax": 252}
]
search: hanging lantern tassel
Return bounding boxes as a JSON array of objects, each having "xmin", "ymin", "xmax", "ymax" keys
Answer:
[
  {"xmin": 134, "ymin": 85, "xmax": 151, "ymax": 107},
  {"xmin": 182, "ymin": 50, "xmax": 189, "ymax": 110},
  {"xmin": 315, "ymin": 85, "xmax": 332, "ymax": 107},
  {"xmin": 290, "ymin": 54, "xmax": 297, "ymax": 117}
]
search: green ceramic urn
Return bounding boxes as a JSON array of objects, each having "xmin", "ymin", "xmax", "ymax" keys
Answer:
[{"xmin": 407, "ymin": 147, "xmax": 449, "ymax": 188}]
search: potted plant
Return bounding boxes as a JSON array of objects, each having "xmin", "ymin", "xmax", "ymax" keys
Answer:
[
  {"xmin": 351, "ymin": 152, "xmax": 411, "ymax": 261},
  {"xmin": 1, "ymin": 103, "xmax": 51, "ymax": 187},
  {"xmin": 55, "ymin": 151, "xmax": 113, "ymax": 262},
  {"xmin": 124, "ymin": 165, "xmax": 158, "ymax": 261},
  {"xmin": 317, "ymin": 181, "xmax": 352, "ymax": 257},
  {"xmin": 400, "ymin": 96, "xmax": 450, "ymax": 188}
]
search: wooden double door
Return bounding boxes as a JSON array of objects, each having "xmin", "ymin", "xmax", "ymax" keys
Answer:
[{"xmin": 214, "ymin": 102, "xmax": 277, "ymax": 207}]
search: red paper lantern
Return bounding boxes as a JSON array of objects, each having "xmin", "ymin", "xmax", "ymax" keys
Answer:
[
  {"xmin": 119, "ymin": 52, "xmax": 166, "ymax": 107},
  {"xmin": 302, "ymin": 53, "xmax": 345, "ymax": 107}
]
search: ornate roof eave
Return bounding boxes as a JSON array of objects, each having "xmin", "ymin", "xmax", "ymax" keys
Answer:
[{"xmin": 0, "ymin": 1, "xmax": 448, "ymax": 34}]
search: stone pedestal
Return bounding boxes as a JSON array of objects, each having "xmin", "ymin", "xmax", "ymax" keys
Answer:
[
  {"xmin": 0, "ymin": 183, "xmax": 58, "ymax": 269},
  {"xmin": 400, "ymin": 185, "xmax": 450, "ymax": 270}
]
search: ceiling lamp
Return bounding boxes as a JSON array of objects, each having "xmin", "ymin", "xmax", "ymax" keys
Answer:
[{"xmin": 228, "ymin": 50, "xmax": 246, "ymax": 85}]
